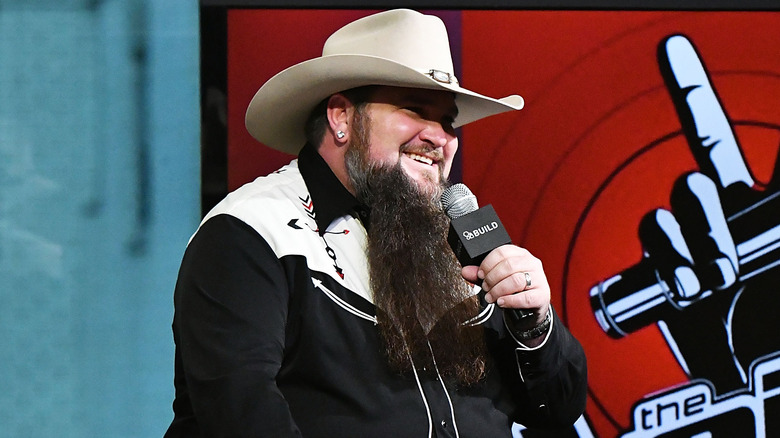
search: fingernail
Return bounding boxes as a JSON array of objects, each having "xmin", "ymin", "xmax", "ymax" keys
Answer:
[
  {"xmin": 673, "ymin": 266, "xmax": 701, "ymax": 299},
  {"xmin": 712, "ymin": 257, "xmax": 737, "ymax": 289},
  {"xmin": 497, "ymin": 297, "xmax": 505, "ymax": 306}
]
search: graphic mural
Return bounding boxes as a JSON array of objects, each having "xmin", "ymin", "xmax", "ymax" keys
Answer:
[
  {"xmin": 587, "ymin": 33, "xmax": 780, "ymax": 438},
  {"xmin": 222, "ymin": 9, "xmax": 780, "ymax": 437}
]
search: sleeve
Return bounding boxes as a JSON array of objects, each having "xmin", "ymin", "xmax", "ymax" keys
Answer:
[
  {"xmin": 171, "ymin": 214, "xmax": 302, "ymax": 437},
  {"xmin": 491, "ymin": 306, "xmax": 588, "ymax": 430}
]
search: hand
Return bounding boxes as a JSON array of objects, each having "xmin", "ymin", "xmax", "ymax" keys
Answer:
[
  {"xmin": 590, "ymin": 34, "xmax": 779, "ymax": 332},
  {"xmin": 461, "ymin": 244, "xmax": 551, "ymax": 325},
  {"xmin": 639, "ymin": 34, "xmax": 768, "ymax": 301},
  {"xmin": 639, "ymin": 172, "xmax": 738, "ymax": 301}
]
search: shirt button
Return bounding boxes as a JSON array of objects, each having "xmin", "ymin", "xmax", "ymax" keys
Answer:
[{"xmin": 441, "ymin": 420, "xmax": 447, "ymax": 428}]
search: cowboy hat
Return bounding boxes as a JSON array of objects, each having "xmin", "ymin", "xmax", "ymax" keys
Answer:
[{"xmin": 245, "ymin": 8, "xmax": 524, "ymax": 155}]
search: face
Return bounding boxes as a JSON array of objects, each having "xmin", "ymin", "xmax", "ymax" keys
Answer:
[{"xmin": 358, "ymin": 86, "xmax": 459, "ymax": 190}]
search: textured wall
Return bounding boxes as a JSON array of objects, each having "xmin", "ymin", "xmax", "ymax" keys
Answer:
[{"xmin": 0, "ymin": 1, "xmax": 199, "ymax": 436}]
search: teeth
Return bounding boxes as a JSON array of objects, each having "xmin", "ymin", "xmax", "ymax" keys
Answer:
[{"xmin": 407, "ymin": 153, "xmax": 434, "ymax": 166}]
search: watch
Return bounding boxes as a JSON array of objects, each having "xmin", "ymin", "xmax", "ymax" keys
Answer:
[{"xmin": 515, "ymin": 308, "xmax": 552, "ymax": 341}]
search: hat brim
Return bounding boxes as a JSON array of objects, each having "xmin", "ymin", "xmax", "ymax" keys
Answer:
[{"xmin": 245, "ymin": 54, "xmax": 524, "ymax": 155}]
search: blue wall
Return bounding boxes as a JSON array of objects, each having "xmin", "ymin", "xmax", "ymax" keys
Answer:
[{"xmin": 0, "ymin": 1, "xmax": 199, "ymax": 436}]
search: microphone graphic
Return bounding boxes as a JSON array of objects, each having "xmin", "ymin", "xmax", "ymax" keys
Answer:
[
  {"xmin": 590, "ymin": 189, "xmax": 780, "ymax": 338},
  {"xmin": 441, "ymin": 183, "xmax": 532, "ymax": 320}
]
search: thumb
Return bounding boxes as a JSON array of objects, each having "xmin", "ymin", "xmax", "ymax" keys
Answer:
[{"xmin": 461, "ymin": 265, "xmax": 481, "ymax": 283}]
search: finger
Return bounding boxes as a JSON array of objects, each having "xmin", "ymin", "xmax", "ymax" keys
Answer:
[
  {"xmin": 492, "ymin": 270, "xmax": 551, "ymax": 316},
  {"xmin": 476, "ymin": 244, "xmax": 519, "ymax": 288},
  {"xmin": 670, "ymin": 172, "xmax": 739, "ymax": 289},
  {"xmin": 640, "ymin": 174, "xmax": 740, "ymax": 299},
  {"xmin": 479, "ymin": 245, "xmax": 538, "ymax": 291},
  {"xmin": 496, "ymin": 286, "xmax": 547, "ymax": 310},
  {"xmin": 491, "ymin": 270, "xmax": 537, "ymax": 298},
  {"xmin": 639, "ymin": 208, "xmax": 702, "ymax": 299},
  {"xmin": 460, "ymin": 265, "xmax": 480, "ymax": 284},
  {"xmin": 477, "ymin": 244, "xmax": 517, "ymax": 268},
  {"xmin": 482, "ymin": 254, "xmax": 549, "ymax": 311},
  {"xmin": 659, "ymin": 34, "xmax": 754, "ymax": 189}
]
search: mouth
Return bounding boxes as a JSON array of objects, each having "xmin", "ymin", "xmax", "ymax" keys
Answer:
[{"xmin": 405, "ymin": 152, "xmax": 436, "ymax": 166}]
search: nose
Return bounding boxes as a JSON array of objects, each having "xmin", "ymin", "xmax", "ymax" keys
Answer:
[{"xmin": 419, "ymin": 119, "xmax": 455, "ymax": 149}]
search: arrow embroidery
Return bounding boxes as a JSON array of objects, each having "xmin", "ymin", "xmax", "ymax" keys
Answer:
[
  {"xmin": 312, "ymin": 278, "xmax": 376, "ymax": 324},
  {"xmin": 287, "ymin": 219, "xmax": 303, "ymax": 230}
]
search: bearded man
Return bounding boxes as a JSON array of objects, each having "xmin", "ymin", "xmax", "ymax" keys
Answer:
[{"xmin": 165, "ymin": 9, "xmax": 587, "ymax": 438}]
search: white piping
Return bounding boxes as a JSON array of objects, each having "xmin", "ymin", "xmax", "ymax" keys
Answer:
[
  {"xmin": 312, "ymin": 278, "xmax": 377, "ymax": 324},
  {"xmin": 408, "ymin": 354, "xmax": 434, "ymax": 438},
  {"xmin": 428, "ymin": 341, "xmax": 461, "ymax": 438},
  {"xmin": 463, "ymin": 303, "xmax": 495, "ymax": 326}
]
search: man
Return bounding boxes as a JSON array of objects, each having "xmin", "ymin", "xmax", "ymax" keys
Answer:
[{"xmin": 166, "ymin": 9, "xmax": 587, "ymax": 437}]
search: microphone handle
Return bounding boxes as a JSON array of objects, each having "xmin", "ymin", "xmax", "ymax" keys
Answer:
[
  {"xmin": 591, "ymin": 189, "xmax": 780, "ymax": 338},
  {"xmin": 507, "ymin": 307, "xmax": 534, "ymax": 321}
]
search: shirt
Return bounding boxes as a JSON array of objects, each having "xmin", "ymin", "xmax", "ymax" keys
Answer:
[{"xmin": 165, "ymin": 143, "xmax": 587, "ymax": 437}]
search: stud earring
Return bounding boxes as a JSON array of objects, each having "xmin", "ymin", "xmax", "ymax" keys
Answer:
[{"xmin": 336, "ymin": 130, "xmax": 346, "ymax": 139}]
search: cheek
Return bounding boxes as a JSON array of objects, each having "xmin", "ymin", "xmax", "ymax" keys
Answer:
[
  {"xmin": 368, "ymin": 145, "xmax": 400, "ymax": 166},
  {"xmin": 366, "ymin": 123, "xmax": 409, "ymax": 165},
  {"xmin": 365, "ymin": 133, "xmax": 399, "ymax": 165},
  {"xmin": 442, "ymin": 142, "xmax": 459, "ymax": 176},
  {"xmin": 441, "ymin": 161, "xmax": 453, "ymax": 178}
]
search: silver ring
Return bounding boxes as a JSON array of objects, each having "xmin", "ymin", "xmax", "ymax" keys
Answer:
[{"xmin": 523, "ymin": 272, "xmax": 532, "ymax": 291}]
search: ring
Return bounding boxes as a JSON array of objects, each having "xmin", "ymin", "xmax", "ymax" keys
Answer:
[{"xmin": 522, "ymin": 272, "xmax": 532, "ymax": 291}]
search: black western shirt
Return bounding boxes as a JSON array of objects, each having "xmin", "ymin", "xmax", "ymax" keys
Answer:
[{"xmin": 165, "ymin": 143, "xmax": 587, "ymax": 437}]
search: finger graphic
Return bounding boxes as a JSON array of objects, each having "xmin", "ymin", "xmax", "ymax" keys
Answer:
[
  {"xmin": 659, "ymin": 34, "xmax": 754, "ymax": 189},
  {"xmin": 670, "ymin": 173, "xmax": 739, "ymax": 288},
  {"xmin": 638, "ymin": 208, "xmax": 701, "ymax": 299}
]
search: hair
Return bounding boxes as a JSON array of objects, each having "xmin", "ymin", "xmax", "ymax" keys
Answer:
[
  {"xmin": 303, "ymin": 85, "xmax": 378, "ymax": 147},
  {"xmin": 344, "ymin": 108, "xmax": 487, "ymax": 386}
]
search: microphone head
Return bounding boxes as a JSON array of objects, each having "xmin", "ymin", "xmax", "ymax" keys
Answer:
[{"xmin": 441, "ymin": 183, "xmax": 479, "ymax": 219}]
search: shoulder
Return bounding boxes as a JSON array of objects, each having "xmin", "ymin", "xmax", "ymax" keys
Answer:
[{"xmin": 204, "ymin": 161, "xmax": 304, "ymax": 223}]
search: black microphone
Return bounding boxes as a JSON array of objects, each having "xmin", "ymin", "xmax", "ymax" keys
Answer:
[{"xmin": 441, "ymin": 183, "xmax": 533, "ymax": 320}]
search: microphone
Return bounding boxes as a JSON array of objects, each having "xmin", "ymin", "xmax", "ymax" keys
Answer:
[{"xmin": 441, "ymin": 183, "xmax": 533, "ymax": 320}]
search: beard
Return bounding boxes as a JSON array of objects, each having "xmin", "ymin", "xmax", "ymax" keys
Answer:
[{"xmin": 345, "ymin": 109, "xmax": 487, "ymax": 386}]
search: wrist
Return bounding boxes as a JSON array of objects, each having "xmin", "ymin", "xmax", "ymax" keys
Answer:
[{"xmin": 506, "ymin": 306, "xmax": 552, "ymax": 341}]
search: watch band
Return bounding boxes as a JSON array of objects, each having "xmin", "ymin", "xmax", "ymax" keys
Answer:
[{"xmin": 515, "ymin": 307, "xmax": 552, "ymax": 340}]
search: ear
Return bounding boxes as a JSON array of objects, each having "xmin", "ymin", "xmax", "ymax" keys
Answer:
[{"xmin": 326, "ymin": 93, "xmax": 352, "ymax": 144}]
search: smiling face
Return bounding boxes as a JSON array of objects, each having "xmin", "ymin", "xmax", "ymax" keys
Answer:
[{"xmin": 358, "ymin": 86, "xmax": 459, "ymax": 191}]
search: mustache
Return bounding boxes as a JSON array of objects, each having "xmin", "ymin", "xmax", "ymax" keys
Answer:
[{"xmin": 400, "ymin": 142, "xmax": 445, "ymax": 162}]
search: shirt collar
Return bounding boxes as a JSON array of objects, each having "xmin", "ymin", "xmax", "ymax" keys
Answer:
[{"xmin": 298, "ymin": 143, "xmax": 370, "ymax": 234}]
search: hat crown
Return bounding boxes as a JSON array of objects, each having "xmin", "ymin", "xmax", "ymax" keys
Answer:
[{"xmin": 322, "ymin": 9, "xmax": 455, "ymax": 79}]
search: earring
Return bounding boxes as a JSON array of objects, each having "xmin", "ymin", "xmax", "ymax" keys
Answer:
[{"xmin": 336, "ymin": 130, "xmax": 346, "ymax": 139}]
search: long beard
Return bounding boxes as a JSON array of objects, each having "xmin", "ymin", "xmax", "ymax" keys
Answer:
[{"xmin": 345, "ymin": 111, "xmax": 486, "ymax": 385}]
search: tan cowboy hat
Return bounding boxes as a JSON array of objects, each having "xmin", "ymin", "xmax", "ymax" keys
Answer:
[{"xmin": 245, "ymin": 8, "xmax": 525, "ymax": 155}]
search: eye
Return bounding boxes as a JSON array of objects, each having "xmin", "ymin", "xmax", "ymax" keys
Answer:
[
  {"xmin": 440, "ymin": 115, "xmax": 456, "ymax": 134},
  {"xmin": 403, "ymin": 106, "xmax": 424, "ymax": 116}
]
